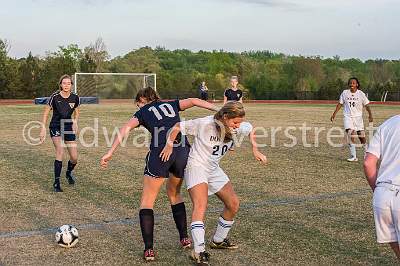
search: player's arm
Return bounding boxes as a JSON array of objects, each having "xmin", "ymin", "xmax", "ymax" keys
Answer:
[
  {"xmin": 330, "ymin": 103, "xmax": 342, "ymax": 122},
  {"xmin": 250, "ymin": 128, "xmax": 267, "ymax": 164},
  {"xmin": 40, "ymin": 105, "xmax": 51, "ymax": 142},
  {"xmin": 73, "ymin": 107, "xmax": 80, "ymax": 133},
  {"xmin": 365, "ymin": 104, "xmax": 373, "ymax": 123},
  {"xmin": 179, "ymin": 98, "xmax": 219, "ymax": 112},
  {"xmin": 364, "ymin": 153, "xmax": 379, "ymax": 191},
  {"xmin": 159, "ymin": 122, "xmax": 182, "ymax": 162},
  {"xmin": 100, "ymin": 118, "xmax": 140, "ymax": 168}
]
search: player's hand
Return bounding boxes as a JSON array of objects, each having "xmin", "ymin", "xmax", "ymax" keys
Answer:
[
  {"xmin": 159, "ymin": 142, "xmax": 173, "ymax": 162},
  {"xmin": 100, "ymin": 152, "xmax": 112, "ymax": 169},
  {"xmin": 39, "ymin": 127, "xmax": 46, "ymax": 143},
  {"xmin": 253, "ymin": 149, "xmax": 267, "ymax": 164},
  {"xmin": 369, "ymin": 116, "xmax": 373, "ymax": 123},
  {"xmin": 330, "ymin": 115, "xmax": 335, "ymax": 122}
]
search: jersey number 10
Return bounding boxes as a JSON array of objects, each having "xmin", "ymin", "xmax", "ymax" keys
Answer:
[{"xmin": 148, "ymin": 104, "xmax": 176, "ymax": 120}]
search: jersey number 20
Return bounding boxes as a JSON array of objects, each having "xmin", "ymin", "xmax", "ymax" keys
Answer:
[
  {"xmin": 148, "ymin": 104, "xmax": 176, "ymax": 120},
  {"xmin": 212, "ymin": 144, "xmax": 231, "ymax": 156}
]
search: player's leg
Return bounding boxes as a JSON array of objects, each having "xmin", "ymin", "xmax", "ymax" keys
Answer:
[
  {"xmin": 65, "ymin": 138, "xmax": 78, "ymax": 185},
  {"xmin": 355, "ymin": 115, "xmax": 367, "ymax": 152},
  {"xmin": 51, "ymin": 134, "xmax": 64, "ymax": 192},
  {"xmin": 188, "ymin": 182, "xmax": 210, "ymax": 264},
  {"xmin": 168, "ymin": 146, "xmax": 191, "ymax": 247},
  {"xmin": 140, "ymin": 175, "xmax": 165, "ymax": 261},
  {"xmin": 344, "ymin": 116, "xmax": 358, "ymax": 161},
  {"xmin": 346, "ymin": 128, "xmax": 358, "ymax": 161},
  {"xmin": 166, "ymin": 174, "xmax": 191, "ymax": 248},
  {"xmin": 210, "ymin": 181, "xmax": 239, "ymax": 249}
]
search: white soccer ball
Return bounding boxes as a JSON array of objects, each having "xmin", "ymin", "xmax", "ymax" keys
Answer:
[{"xmin": 55, "ymin": 224, "xmax": 79, "ymax": 248}]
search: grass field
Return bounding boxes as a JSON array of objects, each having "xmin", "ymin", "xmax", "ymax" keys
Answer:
[{"xmin": 0, "ymin": 102, "xmax": 399, "ymax": 265}]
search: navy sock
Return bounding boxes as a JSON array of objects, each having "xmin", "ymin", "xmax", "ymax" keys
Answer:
[
  {"xmin": 67, "ymin": 160, "xmax": 76, "ymax": 174},
  {"xmin": 171, "ymin": 202, "xmax": 188, "ymax": 239},
  {"xmin": 139, "ymin": 209, "xmax": 154, "ymax": 250},
  {"xmin": 54, "ymin": 160, "xmax": 62, "ymax": 180}
]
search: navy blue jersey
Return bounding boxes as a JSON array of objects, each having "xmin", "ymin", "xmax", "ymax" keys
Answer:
[
  {"xmin": 48, "ymin": 91, "xmax": 80, "ymax": 128},
  {"xmin": 133, "ymin": 100, "xmax": 188, "ymax": 149},
  {"xmin": 224, "ymin": 88, "xmax": 243, "ymax": 101}
]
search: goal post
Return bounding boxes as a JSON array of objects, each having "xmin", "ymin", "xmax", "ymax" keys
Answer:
[{"xmin": 73, "ymin": 72, "xmax": 157, "ymax": 103}]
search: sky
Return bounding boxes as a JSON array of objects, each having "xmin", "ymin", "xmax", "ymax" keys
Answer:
[{"xmin": 0, "ymin": 0, "xmax": 399, "ymax": 60}]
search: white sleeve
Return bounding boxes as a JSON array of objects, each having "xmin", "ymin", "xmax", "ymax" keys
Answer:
[
  {"xmin": 362, "ymin": 92, "xmax": 370, "ymax": 105},
  {"xmin": 235, "ymin": 122, "xmax": 253, "ymax": 136},
  {"xmin": 339, "ymin": 91, "xmax": 344, "ymax": 104},
  {"xmin": 366, "ymin": 128, "xmax": 381, "ymax": 159},
  {"xmin": 180, "ymin": 118, "xmax": 203, "ymax": 136}
]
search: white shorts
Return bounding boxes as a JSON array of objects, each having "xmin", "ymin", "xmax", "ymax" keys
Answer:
[
  {"xmin": 184, "ymin": 163, "xmax": 229, "ymax": 196},
  {"xmin": 343, "ymin": 116, "xmax": 364, "ymax": 131},
  {"xmin": 373, "ymin": 186, "xmax": 400, "ymax": 243}
]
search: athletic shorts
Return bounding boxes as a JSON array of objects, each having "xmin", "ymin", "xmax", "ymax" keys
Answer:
[
  {"xmin": 49, "ymin": 126, "xmax": 76, "ymax": 142},
  {"xmin": 144, "ymin": 145, "xmax": 190, "ymax": 179},
  {"xmin": 373, "ymin": 185, "xmax": 400, "ymax": 243},
  {"xmin": 184, "ymin": 162, "xmax": 229, "ymax": 195},
  {"xmin": 343, "ymin": 116, "xmax": 364, "ymax": 131}
]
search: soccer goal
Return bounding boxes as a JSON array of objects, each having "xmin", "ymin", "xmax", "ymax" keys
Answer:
[{"xmin": 73, "ymin": 72, "xmax": 157, "ymax": 103}]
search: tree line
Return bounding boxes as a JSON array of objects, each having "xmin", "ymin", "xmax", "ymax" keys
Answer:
[{"xmin": 1, "ymin": 38, "xmax": 399, "ymax": 101}]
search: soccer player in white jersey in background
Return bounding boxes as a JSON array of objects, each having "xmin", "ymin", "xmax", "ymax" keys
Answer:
[
  {"xmin": 160, "ymin": 101, "xmax": 267, "ymax": 265},
  {"xmin": 330, "ymin": 77, "xmax": 373, "ymax": 162},
  {"xmin": 364, "ymin": 114, "xmax": 400, "ymax": 260}
]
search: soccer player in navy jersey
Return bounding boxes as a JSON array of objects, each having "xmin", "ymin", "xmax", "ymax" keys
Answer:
[
  {"xmin": 223, "ymin": 76, "xmax": 243, "ymax": 104},
  {"xmin": 39, "ymin": 74, "xmax": 80, "ymax": 192},
  {"xmin": 100, "ymin": 87, "xmax": 218, "ymax": 261}
]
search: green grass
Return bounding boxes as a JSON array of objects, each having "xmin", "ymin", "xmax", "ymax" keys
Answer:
[{"xmin": 0, "ymin": 103, "xmax": 398, "ymax": 265}]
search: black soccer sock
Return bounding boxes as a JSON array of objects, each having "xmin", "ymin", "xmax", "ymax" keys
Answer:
[
  {"xmin": 54, "ymin": 160, "xmax": 62, "ymax": 180},
  {"xmin": 67, "ymin": 160, "xmax": 76, "ymax": 174},
  {"xmin": 139, "ymin": 209, "xmax": 154, "ymax": 250},
  {"xmin": 171, "ymin": 202, "xmax": 188, "ymax": 239}
]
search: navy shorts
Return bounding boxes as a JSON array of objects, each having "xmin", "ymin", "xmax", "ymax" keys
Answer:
[
  {"xmin": 144, "ymin": 145, "xmax": 190, "ymax": 178},
  {"xmin": 49, "ymin": 126, "xmax": 76, "ymax": 142}
]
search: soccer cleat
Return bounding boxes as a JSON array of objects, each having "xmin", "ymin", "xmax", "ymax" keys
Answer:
[
  {"xmin": 143, "ymin": 248, "xmax": 155, "ymax": 261},
  {"xmin": 347, "ymin": 157, "xmax": 358, "ymax": 162},
  {"xmin": 180, "ymin": 237, "xmax": 192, "ymax": 249},
  {"xmin": 190, "ymin": 250, "xmax": 210, "ymax": 265},
  {"xmin": 53, "ymin": 180, "xmax": 63, "ymax": 192},
  {"xmin": 66, "ymin": 172, "xmax": 76, "ymax": 185},
  {"xmin": 209, "ymin": 238, "xmax": 238, "ymax": 249}
]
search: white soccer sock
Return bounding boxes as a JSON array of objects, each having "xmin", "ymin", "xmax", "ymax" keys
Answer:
[
  {"xmin": 191, "ymin": 221, "xmax": 205, "ymax": 254},
  {"xmin": 213, "ymin": 216, "xmax": 234, "ymax": 243},
  {"xmin": 349, "ymin": 143, "xmax": 357, "ymax": 158}
]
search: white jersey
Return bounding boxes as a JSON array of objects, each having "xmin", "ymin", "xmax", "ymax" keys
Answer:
[
  {"xmin": 339, "ymin": 89, "xmax": 370, "ymax": 117},
  {"xmin": 367, "ymin": 115, "xmax": 400, "ymax": 185},
  {"xmin": 180, "ymin": 116, "xmax": 253, "ymax": 171}
]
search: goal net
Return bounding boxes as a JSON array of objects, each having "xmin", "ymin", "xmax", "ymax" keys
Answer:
[{"xmin": 73, "ymin": 73, "xmax": 156, "ymax": 102}]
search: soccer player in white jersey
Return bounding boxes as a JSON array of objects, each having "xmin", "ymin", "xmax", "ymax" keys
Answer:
[
  {"xmin": 364, "ymin": 115, "xmax": 400, "ymax": 260},
  {"xmin": 330, "ymin": 77, "xmax": 373, "ymax": 162},
  {"xmin": 159, "ymin": 101, "xmax": 267, "ymax": 265}
]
